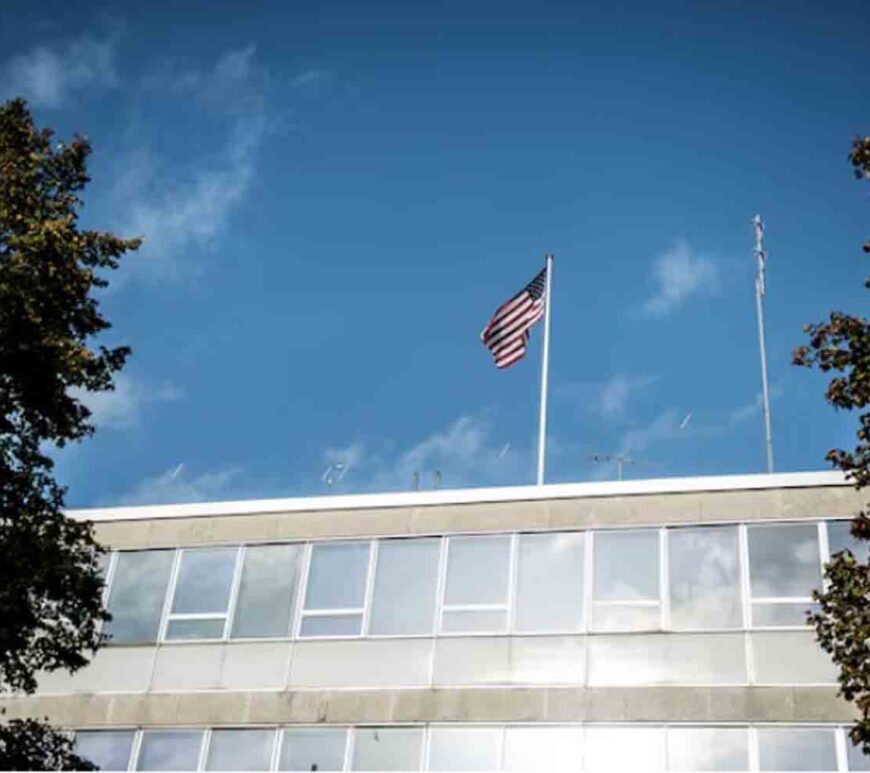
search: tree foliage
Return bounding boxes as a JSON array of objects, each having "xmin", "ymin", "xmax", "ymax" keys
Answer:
[
  {"xmin": 794, "ymin": 135, "xmax": 870, "ymax": 754},
  {"xmin": 0, "ymin": 98, "xmax": 140, "ymax": 769}
]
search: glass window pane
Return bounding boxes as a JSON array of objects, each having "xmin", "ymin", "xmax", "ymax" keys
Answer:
[
  {"xmin": 515, "ymin": 533, "xmax": 584, "ymax": 632},
  {"xmin": 300, "ymin": 614, "xmax": 363, "ymax": 637},
  {"xmin": 748, "ymin": 524, "xmax": 821, "ymax": 598},
  {"xmin": 305, "ymin": 542, "xmax": 369, "ymax": 610},
  {"xmin": 105, "ymin": 550, "xmax": 173, "ymax": 644},
  {"xmin": 76, "ymin": 730, "xmax": 135, "ymax": 771},
  {"xmin": 666, "ymin": 727, "xmax": 749, "ymax": 771},
  {"xmin": 427, "ymin": 728, "xmax": 502, "ymax": 771},
  {"xmin": 594, "ymin": 530, "xmax": 659, "ymax": 600},
  {"xmin": 846, "ymin": 735, "xmax": 870, "ymax": 771},
  {"xmin": 166, "ymin": 618, "xmax": 226, "ymax": 640},
  {"xmin": 669, "ymin": 526, "xmax": 741, "ymax": 629},
  {"xmin": 757, "ymin": 727, "xmax": 837, "ymax": 771},
  {"xmin": 206, "ymin": 729, "xmax": 274, "ymax": 771},
  {"xmin": 233, "ymin": 544, "xmax": 303, "ymax": 638},
  {"xmin": 172, "ymin": 548, "xmax": 237, "ymax": 614},
  {"xmin": 445, "ymin": 536, "xmax": 510, "ymax": 606},
  {"xmin": 502, "ymin": 726, "xmax": 583, "ymax": 771},
  {"xmin": 584, "ymin": 727, "xmax": 664, "ymax": 771},
  {"xmin": 137, "ymin": 730, "xmax": 203, "ymax": 771},
  {"xmin": 352, "ymin": 727, "xmax": 423, "ymax": 771},
  {"xmin": 590, "ymin": 603, "xmax": 660, "ymax": 632},
  {"xmin": 279, "ymin": 727, "xmax": 347, "ymax": 771},
  {"xmin": 441, "ymin": 609, "xmax": 508, "ymax": 633},
  {"xmin": 828, "ymin": 521, "xmax": 869, "ymax": 560},
  {"xmin": 370, "ymin": 539, "xmax": 439, "ymax": 635},
  {"xmin": 752, "ymin": 602, "xmax": 816, "ymax": 627}
]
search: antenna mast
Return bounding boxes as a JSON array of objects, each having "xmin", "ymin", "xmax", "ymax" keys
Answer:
[{"xmin": 753, "ymin": 214, "xmax": 775, "ymax": 473}]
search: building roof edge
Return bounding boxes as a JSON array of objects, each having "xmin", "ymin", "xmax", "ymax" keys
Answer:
[{"xmin": 67, "ymin": 470, "xmax": 850, "ymax": 523}]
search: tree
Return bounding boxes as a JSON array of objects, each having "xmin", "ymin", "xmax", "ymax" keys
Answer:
[
  {"xmin": 0, "ymin": 98, "xmax": 140, "ymax": 769},
  {"xmin": 794, "ymin": 135, "xmax": 870, "ymax": 756}
]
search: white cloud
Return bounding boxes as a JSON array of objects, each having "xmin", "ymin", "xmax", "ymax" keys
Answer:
[
  {"xmin": 118, "ymin": 464, "xmax": 243, "ymax": 506},
  {"xmin": 598, "ymin": 374, "xmax": 658, "ymax": 418},
  {"xmin": 112, "ymin": 46, "xmax": 268, "ymax": 283},
  {"xmin": 291, "ymin": 68, "xmax": 331, "ymax": 89},
  {"xmin": 642, "ymin": 240, "xmax": 719, "ymax": 316},
  {"xmin": 325, "ymin": 415, "xmax": 532, "ymax": 492},
  {"xmin": 72, "ymin": 373, "xmax": 183, "ymax": 430},
  {"xmin": 1, "ymin": 32, "xmax": 118, "ymax": 108},
  {"xmin": 727, "ymin": 386, "xmax": 784, "ymax": 426}
]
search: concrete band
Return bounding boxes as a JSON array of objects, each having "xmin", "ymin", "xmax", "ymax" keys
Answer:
[
  {"xmin": 0, "ymin": 686, "xmax": 857, "ymax": 728},
  {"xmin": 90, "ymin": 485, "xmax": 863, "ymax": 550}
]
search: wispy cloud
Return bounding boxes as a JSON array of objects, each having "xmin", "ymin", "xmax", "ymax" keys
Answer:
[
  {"xmin": 0, "ymin": 31, "xmax": 119, "ymax": 108},
  {"xmin": 291, "ymin": 68, "xmax": 331, "ymax": 89},
  {"xmin": 72, "ymin": 373, "xmax": 183, "ymax": 430},
  {"xmin": 117, "ymin": 464, "xmax": 243, "ymax": 506},
  {"xmin": 324, "ymin": 415, "xmax": 532, "ymax": 492},
  {"xmin": 642, "ymin": 240, "xmax": 719, "ymax": 316},
  {"xmin": 111, "ymin": 45, "xmax": 268, "ymax": 283},
  {"xmin": 726, "ymin": 386, "xmax": 784, "ymax": 426},
  {"xmin": 556, "ymin": 374, "xmax": 658, "ymax": 420}
]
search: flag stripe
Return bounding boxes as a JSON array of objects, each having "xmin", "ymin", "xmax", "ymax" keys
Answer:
[{"xmin": 480, "ymin": 267, "xmax": 547, "ymax": 369}]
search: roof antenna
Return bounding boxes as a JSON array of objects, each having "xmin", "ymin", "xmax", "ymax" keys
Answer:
[
  {"xmin": 590, "ymin": 453, "xmax": 636, "ymax": 481},
  {"xmin": 412, "ymin": 471, "xmax": 420, "ymax": 491},
  {"xmin": 433, "ymin": 470, "xmax": 442, "ymax": 488}
]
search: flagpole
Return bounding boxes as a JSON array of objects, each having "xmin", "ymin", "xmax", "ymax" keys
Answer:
[
  {"xmin": 753, "ymin": 215, "xmax": 775, "ymax": 473},
  {"xmin": 536, "ymin": 254, "xmax": 554, "ymax": 485}
]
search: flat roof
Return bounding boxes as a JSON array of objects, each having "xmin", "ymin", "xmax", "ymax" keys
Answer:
[{"xmin": 68, "ymin": 470, "xmax": 849, "ymax": 523}]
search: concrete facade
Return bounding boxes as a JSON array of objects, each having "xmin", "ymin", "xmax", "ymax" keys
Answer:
[{"xmin": 1, "ymin": 471, "xmax": 863, "ymax": 769}]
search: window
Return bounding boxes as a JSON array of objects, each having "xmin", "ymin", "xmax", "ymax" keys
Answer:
[
  {"xmin": 137, "ymin": 730, "xmax": 204, "ymax": 771},
  {"xmin": 300, "ymin": 542, "xmax": 371, "ymax": 637},
  {"xmin": 352, "ymin": 727, "xmax": 424, "ymax": 771},
  {"xmin": 584, "ymin": 726, "xmax": 664, "ymax": 770},
  {"xmin": 105, "ymin": 550, "xmax": 174, "ymax": 644},
  {"xmin": 279, "ymin": 727, "xmax": 347, "ymax": 771},
  {"xmin": 441, "ymin": 535, "xmax": 511, "ymax": 633},
  {"xmin": 846, "ymin": 733, "xmax": 870, "ymax": 771},
  {"xmin": 75, "ymin": 730, "xmax": 135, "ymax": 771},
  {"xmin": 206, "ymin": 729, "xmax": 275, "ymax": 771},
  {"xmin": 591, "ymin": 530, "xmax": 660, "ymax": 631},
  {"xmin": 232, "ymin": 544, "xmax": 303, "ymax": 639},
  {"xmin": 501, "ymin": 726, "xmax": 583, "ymax": 771},
  {"xmin": 166, "ymin": 548, "xmax": 239, "ymax": 640},
  {"xmin": 514, "ymin": 532, "xmax": 584, "ymax": 633},
  {"xmin": 748, "ymin": 524, "xmax": 821, "ymax": 626},
  {"xmin": 828, "ymin": 520, "xmax": 868, "ymax": 560},
  {"xmin": 426, "ymin": 727, "xmax": 502, "ymax": 771},
  {"xmin": 665, "ymin": 727, "xmax": 749, "ymax": 771},
  {"xmin": 756, "ymin": 727, "xmax": 837, "ymax": 771},
  {"xmin": 369, "ymin": 539, "xmax": 440, "ymax": 635},
  {"xmin": 668, "ymin": 526, "xmax": 741, "ymax": 629}
]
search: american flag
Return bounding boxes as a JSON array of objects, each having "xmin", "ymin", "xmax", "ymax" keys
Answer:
[{"xmin": 481, "ymin": 267, "xmax": 548, "ymax": 369}]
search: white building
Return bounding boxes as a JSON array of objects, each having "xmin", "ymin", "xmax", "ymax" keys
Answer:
[{"xmin": 3, "ymin": 471, "xmax": 868, "ymax": 771}]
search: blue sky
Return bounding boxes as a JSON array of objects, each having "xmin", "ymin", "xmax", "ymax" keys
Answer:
[{"xmin": 1, "ymin": 0, "xmax": 867, "ymax": 505}]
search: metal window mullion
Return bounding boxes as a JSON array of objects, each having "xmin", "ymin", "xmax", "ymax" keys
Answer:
[
  {"xmin": 343, "ymin": 726, "xmax": 353, "ymax": 772},
  {"xmin": 660, "ymin": 528, "xmax": 670, "ymax": 630},
  {"xmin": 581, "ymin": 531, "xmax": 595, "ymax": 688},
  {"xmin": 497, "ymin": 724, "xmax": 507, "ymax": 771},
  {"xmin": 269, "ymin": 727, "xmax": 282, "ymax": 772},
  {"xmin": 197, "ymin": 727, "xmax": 211, "ymax": 772},
  {"xmin": 442, "ymin": 603, "xmax": 508, "ymax": 612},
  {"xmin": 128, "ymin": 729, "xmax": 143, "ymax": 773},
  {"xmin": 293, "ymin": 542, "xmax": 314, "ymax": 637},
  {"xmin": 361, "ymin": 540, "xmax": 378, "ymax": 635},
  {"xmin": 223, "ymin": 545, "xmax": 245, "ymax": 640},
  {"xmin": 748, "ymin": 726, "xmax": 760, "ymax": 771},
  {"xmin": 423, "ymin": 724, "xmax": 433, "ymax": 772},
  {"xmin": 101, "ymin": 550, "xmax": 119, "ymax": 607},
  {"xmin": 436, "ymin": 537, "xmax": 451, "ymax": 635},
  {"xmin": 507, "ymin": 533, "xmax": 519, "ymax": 633},
  {"xmin": 835, "ymin": 725, "xmax": 849, "ymax": 772},
  {"xmin": 738, "ymin": 524, "xmax": 755, "ymax": 686},
  {"xmin": 302, "ymin": 607, "xmax": 365, "ymax": 617},
  {"xmin": 166, "ymin": 612, "xmax": 228, "ymax": 621},
  {"xmin": 819, "ymin": 521, "xmax": 832, "ymax": 599},
  {"xmin": 158, "ymin": 549, "xmax": 183, "ymax": 642}
]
